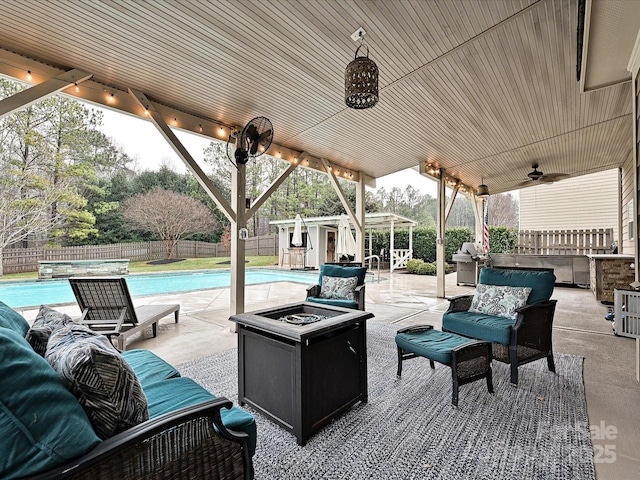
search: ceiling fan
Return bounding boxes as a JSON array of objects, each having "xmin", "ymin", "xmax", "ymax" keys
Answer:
[{"xmin": 517, "ymin": 163, "xmax": 569, "ymax": 186}]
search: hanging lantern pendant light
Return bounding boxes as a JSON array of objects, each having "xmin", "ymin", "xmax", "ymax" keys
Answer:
[{"xmin": 345, "ymin": 40, "xmax": 379, "ymax": 109}]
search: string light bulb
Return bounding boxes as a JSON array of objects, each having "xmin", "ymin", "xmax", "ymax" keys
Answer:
[
  {"xmin": 74, "ymin": 83, "xmax": 79, "ymax": 93},
  {"xmin": 218, "ymin": 126, "xmax": 224, "ymax": 135},
  {"xmin": 26, "ymin": 70, "xmax": 32, "ymax": 81},
  {"xmin": 198, "ymin": 124, "xmax": 203, "ymax": 133}
]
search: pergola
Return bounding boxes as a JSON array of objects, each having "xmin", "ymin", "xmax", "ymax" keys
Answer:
[
  {"xmin": 271, "ymin": 212, "xmax": 418, "ymax": 272},
  {"xmin": 0, "ymin": 1, "xmax": 639, "ymax": 315}
]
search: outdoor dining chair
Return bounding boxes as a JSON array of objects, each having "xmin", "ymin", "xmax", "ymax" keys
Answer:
[{"xmin": 69, "ymin": 277, "xmax": 180, "ymax": 351}]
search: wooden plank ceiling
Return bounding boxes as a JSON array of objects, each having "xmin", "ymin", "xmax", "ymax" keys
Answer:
[{"xmin": 0, "ymin": 0, "xmax": 633, "ymax": 195}]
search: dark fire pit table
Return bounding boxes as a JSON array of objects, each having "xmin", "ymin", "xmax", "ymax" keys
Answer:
[{"xmin": 230, "ymin": 302, "xmax": 373, "ymax": 445}]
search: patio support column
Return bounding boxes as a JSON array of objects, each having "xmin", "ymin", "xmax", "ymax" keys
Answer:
[
  {"xmin": 629, "ymin": 38, "xmax": 640, "ymax": 280},
  {"xmin": 231, "ymin": 162, "xmax": 247, "ymax": 317},
  {"xmin": 409, "ymin": 224, "xmax": 413, "ymax": 259},
  {"xmin": 436, "ymin": 171, "xmax": 447, "ymax": 298},
  {"xmin": 355, "ymin": 174, "xmax": 366, "ymax": 263},
  {"xmin": 390, "ymin": 218, "xmax": 395, "ymax": 273}
]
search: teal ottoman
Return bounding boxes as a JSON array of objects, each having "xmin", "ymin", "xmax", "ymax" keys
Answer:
[{"xmin": 395, "ymin": 325, "xmax": 494, "ymax": 406}]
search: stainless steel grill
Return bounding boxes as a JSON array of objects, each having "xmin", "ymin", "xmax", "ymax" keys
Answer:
[{"xmin": 452, "ymin": 243, "xmax": 487, "ymax": 286}]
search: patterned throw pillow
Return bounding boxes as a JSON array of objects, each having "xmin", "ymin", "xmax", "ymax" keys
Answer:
[
  {"xmin": 25, "ymin": 305, "xmax": 76, "ymax": 356},
  {"xmin": 319, "ymin": 275, "xmax": 358, "ymax": 300},
  {"xmin": 468, "ymin": 284, "xmax": 532, "ymax": 321},
  {"xmin": 45, "ymin": 324, "xmax": 149, "ymax": 439}
]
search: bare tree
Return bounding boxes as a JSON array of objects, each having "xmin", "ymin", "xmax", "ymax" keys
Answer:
[
  {"xmin": 488, "ymin": 193, "xmax": 519, "ymax": 228},
  {"xmin": 122, "ymin": 187, "xmax": 216, "ymax": 259}
]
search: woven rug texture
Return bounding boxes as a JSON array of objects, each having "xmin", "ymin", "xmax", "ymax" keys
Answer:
[{"xmin": 178, "ymin": 322, "xmax": 595, "ymax": 480}]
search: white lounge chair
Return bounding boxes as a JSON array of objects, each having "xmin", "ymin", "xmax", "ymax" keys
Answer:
[{"xmin": 69, "ymin": 277, "xmax": 180, "ymax": 351}]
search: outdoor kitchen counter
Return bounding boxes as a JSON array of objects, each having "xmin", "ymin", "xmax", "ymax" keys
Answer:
[
  {"xmin": 489, "ymin": 254, "xmax": 590, "ymax": 286},
  {"xmin": 587, "ymin": 254, "xmax": 634, "ymax": 303}
]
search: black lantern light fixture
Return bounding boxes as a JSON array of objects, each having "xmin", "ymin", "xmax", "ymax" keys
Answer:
[
  {"xmin": 476, "ymin": 178, "xmax": 490, "ymax": 198},
  {"xmin": 345, "ymin": 28, "xmax": 379, "ymax": 109}
]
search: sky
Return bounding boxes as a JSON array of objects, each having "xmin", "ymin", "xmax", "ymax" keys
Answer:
[{"xmin": 95, "ymin": 106, "xmax": 439, "ymax": 197}]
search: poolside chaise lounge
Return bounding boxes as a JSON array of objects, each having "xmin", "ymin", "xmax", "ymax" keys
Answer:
[{"xmin": 69, "ymin": 277, "xmax": 180, "ymax": 351}]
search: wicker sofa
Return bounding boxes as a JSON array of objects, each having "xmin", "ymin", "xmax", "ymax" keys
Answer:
[
  {"xmin": 442, "ymin": 267, "xmax": 557, "ymax": 386},
  {"xmin": 0, "ymin": 302, "xmax": 255, "ymax": 480}
]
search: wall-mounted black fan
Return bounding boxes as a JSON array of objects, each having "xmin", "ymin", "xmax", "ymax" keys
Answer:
[{"xmin": 226, "ymin": 116, "xmax": 273, "ymax": 166}]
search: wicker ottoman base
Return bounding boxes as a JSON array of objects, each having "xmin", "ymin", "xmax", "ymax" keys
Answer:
[{"xmin": 395, "ymin": 325, "xmax": 494, "ymax": 407}]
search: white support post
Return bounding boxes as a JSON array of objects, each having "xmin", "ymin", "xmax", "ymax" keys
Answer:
[
  {"xmin": 0, "ymin": 69, "xmax": 92, "ymax": 119},
  {"xmin": 231, "ymin": 162, "xmax": 247, "ymax": 317},
  {"xmin": 355, "ymin": 174, "xmax": 366, "ymax": 263},
  {"xmin": 390, "ymin": 218, "xmax": 395, "ymax": 273},
  {"xmin": 436, "ymin": 171, "xmax": 447, "ymax": 298},
  {"xmin": 409, "ymin": 225, "xmax": 413, "ymax": 259}
]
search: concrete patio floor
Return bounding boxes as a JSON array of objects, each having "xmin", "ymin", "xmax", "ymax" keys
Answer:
[{"xmin": 17, "ymin": 271, "xmax": 640, "ymax": 479}]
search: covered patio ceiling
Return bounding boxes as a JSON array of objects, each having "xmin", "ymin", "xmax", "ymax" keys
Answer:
[{"xmin": 0, "ymin": 0, "xmax": 637, "ymax": 196}]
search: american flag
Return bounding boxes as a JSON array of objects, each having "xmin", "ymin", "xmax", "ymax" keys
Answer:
[{"xmin": 483, "ymin": 201, "xmax": 490, "ymax": 253}]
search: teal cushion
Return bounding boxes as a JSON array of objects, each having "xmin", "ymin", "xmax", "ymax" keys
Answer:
[
  {"xmin": 443, "ymin": 310, "xmax": 514, "ymax": 345},
  {"xmin": 121, "ymin": 349, "xmax": 180, "ymax": 387},
  {"xmin": 319, "ymin": 264, "xmax": 367, "ymax": 286},
  {"xmin": 395, "ymin": 329, "xmax": 476, "ymax": 365},
  {"xmin": 0, "ymin": 301, "xmax": 30, "ymax": 336},
  {"xmin": 307, "ymin": 296, "xmax": 358, "ymax": 309},
  {"xmin": 479, "ymin": 268, "xmax": 555, "ymax": 304},
  {"xmin": 0, "ymin": 327, "xmax": 101, "ymax": 479},
  {"xmin": 143, "ymin": 377, "xmax": 257, "ymax": 455}
]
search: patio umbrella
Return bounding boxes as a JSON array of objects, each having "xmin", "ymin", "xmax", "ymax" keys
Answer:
[
  {"xmin": 292, "ymin": 214, "xmax": 304, "ymax": 247},
  {"xmin": 336, "ymin": 214, "xmax": 357, "ymax": 260}
]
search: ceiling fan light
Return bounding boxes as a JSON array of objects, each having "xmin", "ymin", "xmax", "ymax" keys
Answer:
[
  {"xmin": 345, "ymin": 45, "xmax": 379, "ymax": 109},
  {"xmin": 476, "ymin": 184, "xmax": 490, "ymax": 198}
]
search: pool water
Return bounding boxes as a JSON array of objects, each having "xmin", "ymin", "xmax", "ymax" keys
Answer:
[{"xmin": 0, "ymin": 269, "xmax": 319, "ymax": 308}]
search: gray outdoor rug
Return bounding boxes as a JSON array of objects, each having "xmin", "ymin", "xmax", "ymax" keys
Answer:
[{"xmin": 179, "ymin": 322, "xmax": 595, "ymax": 480}]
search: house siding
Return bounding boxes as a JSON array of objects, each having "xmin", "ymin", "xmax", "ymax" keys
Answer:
[{"xmin": 520, "ymin": 169, "xmax": 619, "ymax": 242}]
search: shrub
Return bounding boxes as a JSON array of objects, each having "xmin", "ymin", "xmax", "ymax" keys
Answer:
[{"xmin": 406, "ymin": 259, "xmax": 424, "ymax": 273}]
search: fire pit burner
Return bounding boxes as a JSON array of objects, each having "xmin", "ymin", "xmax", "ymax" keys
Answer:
[{"xmin": 279, "ymin": 313, "xmax": 326, "ymax": 325}]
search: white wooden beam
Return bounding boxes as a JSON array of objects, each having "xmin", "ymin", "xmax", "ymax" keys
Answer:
[
  {"xmin": 246, "ymin": 161, "xmax": 299, "ymax": 218},
  {"xmin": 444, "ymin": 184, "xmax": 459, "ymax": 222},
  {"xmin": 472, "ymin": 196, "xmax": 484, "ymax": 244},
  {"xmin": 321, "ymin": 158, "xmax": 361, "ymax": 231},
  {"xmin": 0, "ymin": 69, "xmax": 92, "ymax": 119},
  {"xmin": 128, "ymin": 88, "xmax": 235, "ymax": 223}
]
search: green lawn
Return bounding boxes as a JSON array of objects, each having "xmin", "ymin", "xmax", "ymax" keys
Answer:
[{"xmin": 0, "ymin": 256, "xmax": 279, "ymax": 281}]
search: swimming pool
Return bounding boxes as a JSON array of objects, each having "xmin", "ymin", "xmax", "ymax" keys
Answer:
[{"xmin": 0, "ymin": 269, "xmax": 319, "ymax": 308}]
